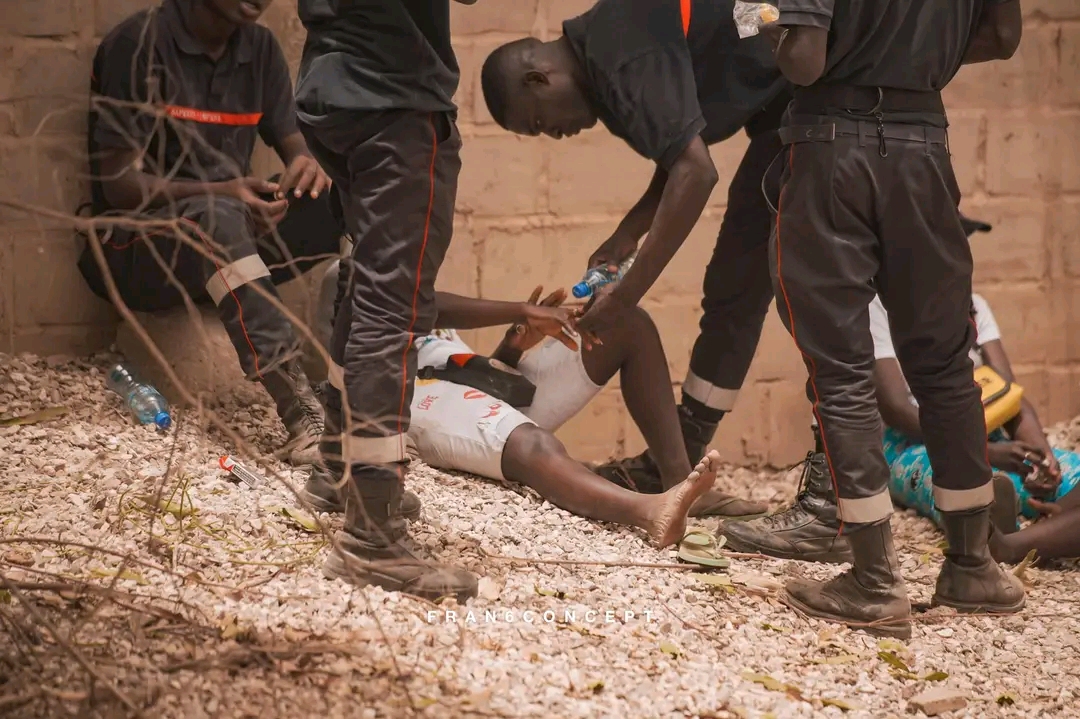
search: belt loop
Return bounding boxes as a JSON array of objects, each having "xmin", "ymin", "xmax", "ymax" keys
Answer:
[
  {"xmin": 944, "ymin": 128, "xmax": 950, "ymax": 156},
  {"xmin": 858, "ymin": 120, "xmax": 868, "ymax": 148},
  {"xmin": 924, "ymin": 126, "xmax": 932, "ymax": 156}
]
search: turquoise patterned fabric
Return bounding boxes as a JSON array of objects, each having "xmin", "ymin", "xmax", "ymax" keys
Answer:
[{"xmin": 883, "ymin": 427, "xmax": 1080, "ymax": 524}]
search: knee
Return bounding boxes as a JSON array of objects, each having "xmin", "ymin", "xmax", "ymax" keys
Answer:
[
  {"xmin": 179, "ymin": 196, "xmax": 252, "ymax": 241},
  {"xmin": 509, "ymin": 424, "xmax": 568, "ymax": 465}
]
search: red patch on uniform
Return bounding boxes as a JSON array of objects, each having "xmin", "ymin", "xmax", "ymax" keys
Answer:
[{"xmin": 165, "ymin": 105, "xmax": 263, "ymax": 126}]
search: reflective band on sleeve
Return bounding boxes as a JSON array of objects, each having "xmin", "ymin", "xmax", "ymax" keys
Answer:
[
  {"xmin": 327, "ymin": 361, "xmax": 345, "ymax": 391},
  {"xmin": 837, "ymin": 491, "xmax": 894, "ymax": 524},
  {"xmin": 682, "ymin": 371, "xmax": 740, "ymax": 412},
  {"xmin": 205, "ymin": 255, "xmax": 271, "ymax": 305},
  {"xmin": 933, "ymin": 482, "xmax": 995, "ymax": 513},
  {"xmin": 341, "ymin": 432, "xmax": 408, "ymax": 465},
  {"xmin": 166, "ymin": 105, "xmax": 263, "ymax": 126}
]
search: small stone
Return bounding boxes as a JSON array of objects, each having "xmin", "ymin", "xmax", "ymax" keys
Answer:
[{"xmin": 908, "ymin": 687, "xmax": 967, "ymax": 715}]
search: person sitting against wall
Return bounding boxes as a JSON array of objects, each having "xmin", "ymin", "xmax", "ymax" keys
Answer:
[
  {"xmin": 874, "ymin": 218, "xmax": 1080, "ymax": 564},
  {"xmin": 77, "ymin": 0, "xmax": 340, "ymax": 465}
]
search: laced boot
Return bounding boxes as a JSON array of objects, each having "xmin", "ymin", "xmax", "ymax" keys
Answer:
[
  {"xmin": 323, "ymin": 477, "xmax": 477, "ymax": 603},
  {"xmin": 678, "ymin": 403, "xmax": 719, "ymax": 469},
  {"xmin": 302, "ymin": 388, "xmax": 420, "ymax": 519},
  {"xmin": 721, "ymin": 451, "xmax": 852, "ymax": 563},
  {"xmin": 260, "ymin": 360, "xmax": 325, "ymax": 466},
  {"xmin": 784, "ymin": 521, "xmax": 912, "ymax": 639},
  {"xmin": 933, "ymin": 506, "xmax": 1026, "ymax": 613}
]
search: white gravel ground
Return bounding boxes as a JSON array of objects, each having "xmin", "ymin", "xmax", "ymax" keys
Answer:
[{"xmin": 1, "ymin": 352, "xmax": 1079, "ymax": 719}]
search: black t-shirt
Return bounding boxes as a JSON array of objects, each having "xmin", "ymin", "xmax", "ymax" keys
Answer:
[
  {"xmin": 89, "ymin": 0, "xmax": 297, "ymax": 213},
  {"xmin": 295, "ymin": 0, "xmax": 458, "ymax": 121},
  {"xmin": 561, "ymin": 0, "xmax": 789, "ymax": 171},
  {"xmin": 777, "ymin": 0, "xmax": 1008, "ymax": 90}
]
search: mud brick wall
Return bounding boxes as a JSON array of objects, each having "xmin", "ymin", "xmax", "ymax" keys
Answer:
[{"xmin": 1, "ymin": 0, "xmax": 1077, "ymax": 466}]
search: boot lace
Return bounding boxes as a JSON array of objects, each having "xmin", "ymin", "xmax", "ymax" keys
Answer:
[{"xmin": 757, "ymin": 451, "xmax": 816, "ymax": 531}]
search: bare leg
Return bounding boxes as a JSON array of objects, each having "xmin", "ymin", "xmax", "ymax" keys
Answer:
[
  {"xmin": 581, "ymin": 307, "xmax": 693, "ymax": 488},
  {"xmin": 990, "ymin": 486, "xmax": 1080, "ymax": 563},
  {"xmin": 501, "ymin": 424, "xmax": 718, "ymax": 547}
]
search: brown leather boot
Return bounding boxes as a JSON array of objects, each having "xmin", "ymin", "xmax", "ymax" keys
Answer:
[
  {"xmin": 720, "ymin": 452, "xmax": 853, "ymax": 563},
  {"xmin": 303, "ymin": 464, "xmax": 421, "ymax": 520},
  {"xmin": 323, "ymin": 478, "xmax": 477, "ymax": 603},
  {"xmin": 784, "ymin": 521, "xmax": 912, "ymax": 639},
  {"xmin": 260, "ymin": 360, "xmax": 324, "ymax": 466},
  {"xmin": 933, "ymin": 506, "xmax": 1026, "ymax": 613}
]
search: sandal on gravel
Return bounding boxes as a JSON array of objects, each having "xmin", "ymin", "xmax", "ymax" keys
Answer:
[
  {"xmin": 677, "ymin": 530, "xmax": 730, "ymax": 569},
  {"xmin": 690, "ymin": 490, "xmax": 768, "ymax": 521}
]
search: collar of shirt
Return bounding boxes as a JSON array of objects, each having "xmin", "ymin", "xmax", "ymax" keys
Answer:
[{"xmin": 161, "ymin": 0, "xmax": 254, "ymax": 65}]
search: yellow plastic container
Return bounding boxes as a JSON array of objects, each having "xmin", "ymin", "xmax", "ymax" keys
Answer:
[{"xmin": 975, "ymin": 365, "xmax": 1023, "ymax": 433}]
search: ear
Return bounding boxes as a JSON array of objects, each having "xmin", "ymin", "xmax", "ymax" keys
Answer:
[{"xmin": 523, "ymin": 70, "xmax": 549, "ymax": 87}]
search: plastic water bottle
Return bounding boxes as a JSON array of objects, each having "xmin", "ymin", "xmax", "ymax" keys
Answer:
[
  {"xmin": 572, "ymin": 255, "xmax": 636, "ymax": 299},
  {"xmin": 105, "ymin": 364, "xmax": 172, "ymax": 430}
]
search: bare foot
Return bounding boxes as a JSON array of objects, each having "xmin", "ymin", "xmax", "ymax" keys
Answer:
[{"xmin": 646, "ymin": 450, "xmax": 720, "ymax": 547}]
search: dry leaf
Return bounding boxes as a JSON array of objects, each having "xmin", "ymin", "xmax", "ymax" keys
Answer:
[
  {"xmin": 996, "ymin": 693, "xmax": 1016, "ymax": 706},
  {"xmin": 415, "ymin": 698, "xmax": 438, "ymax": 709},
  {"xmin": 761, "ymin": 623, "xmax": 789, "ymax": 634},
  {"xmin": 1013, "ymin": 549, "xmax": 1037, "ymax": 584},
  {"xmin": 535, "ymin": 586, "xmax": 566, "ymax": 599},
  {"xmin": 90, "ymin": 568, "xmax": 148, "ymax": 585},
  {"xmin": 821, "ymin": 697, "xmax": 862, "ymax": 711},
  {"xmin": 277, "ymin": 506, "xmax": 318, "ymax": 533},
  {"xmin": 922, "ymin": 671, "xmax": 949, "ymax": 682},
  {"xmin": 741, "ymin": 672, "xmax": 784, "ymax": 692},
  {"xmin": 877, "ymin": 651, "xmax": 910, "ymax": 672},
  {"xmin": 659, "ymin": 641, "xmax": 681, "ymax": 658},
  {"xmin": 139, "ymin": 495, "xmax": 196, "ymax": 519},
  {"xmin": 0, "ymin": 406, "xmax": 69, "ymax": 427},
  {"xmin": 586, "ymin": 680, "xmax": 605, "ymax": 694},
  {"xmin": 0, "ymin": 590, "xmax": 10, "ymax": 604},
  {"xmin": 812, "ymin": 654, "xmax": 861, "ymax": 665}
]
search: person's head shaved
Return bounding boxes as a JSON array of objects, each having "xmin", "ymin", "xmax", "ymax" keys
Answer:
[
  {"xmin": 481, "ymin": 38, "xmax": 540, "ymax": 130},
  {"xmin": 480, "ymin": 37, "xmax": 598, "ymax": 140}
]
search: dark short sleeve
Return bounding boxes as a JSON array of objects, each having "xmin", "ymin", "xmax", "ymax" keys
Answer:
[
  {"xmin": 91, "ymin": 33, "xmax": 155, "ymax": 152},
  {"xmin": 258, "ymin": 34, "xmax": 299, "ymax": 150},
  {"xmin": 606, "ymin": 49, "xmax": 707, "ymax": 170},
  {"xmin": 777, "ymin": 0, "xmax": 835, "ymax": 29}
]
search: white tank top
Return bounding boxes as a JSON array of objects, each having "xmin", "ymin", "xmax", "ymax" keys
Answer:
[{"xmin": 414, "ymin": 329, "xmax": 475, "ymax": 370}]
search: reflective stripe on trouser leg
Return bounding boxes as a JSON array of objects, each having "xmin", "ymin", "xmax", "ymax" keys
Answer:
[
  {"xmin": 203, "ymin": 251, "xmax": 300, "ymax": 378},
  {"xmin": 324, "ymin": 359, "xmax": 407, "ymax": 464},
  {"xmin": 682, "ymin": 371, "xmax": 739, "ymax": 412},
  {"xmin": 933, "ymin": 482, "xmax": 995, "ymax": 513},
  {"xmin": 837, "ymin": 490, "xmax": 894, "ymax": 524}
]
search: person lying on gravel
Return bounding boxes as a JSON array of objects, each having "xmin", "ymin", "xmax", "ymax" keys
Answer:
[
  {"xmin": 78, "ymin": 0, "xmax": 339, "ymax": 467},
  {"xmin": 305, "ymin": 272, "xmax": 736, "ymax": 548}
]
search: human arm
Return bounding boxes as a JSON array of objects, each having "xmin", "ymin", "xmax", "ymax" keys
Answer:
[
  {"xmin": 762, "ymin": 0, "xmax": 833, "ymax": 86},
  {"xmin": 962, "ymin": 0, "xmax": 1022, "ymax": 64},
  {"xmin": 578, "ymin": 137, "xmax": 717, "ymax": 333},
  {"xmin": 980, "ymin": 338, "xmax": 1060, "ymax": 492},
  {"xmin": 258, "ymin": 35, "xmax": 331, "ymax": 199},
  {"xmin": 434, "ymin": 289, "xmax": 580, "ymax": 351},
  {"xmin": 588, "ymin": 166, "xmax": 668, "ymax": 269},
  {"xmin": 872, "ymin": 359, "xmax": 925, "ymax": 442}
]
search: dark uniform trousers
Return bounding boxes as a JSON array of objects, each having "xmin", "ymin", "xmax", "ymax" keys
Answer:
[
  {"xmin": 682, "ymin": 127, "xmax": 782, "ymax": 422},
  {"xmin": 769, "ymin": 92, "xmax": 995, "ymax": 526},
  {"xmin": 299, "ymin": 110, "xmax": 460, "ymax": 487},
  {"xmin": 78, "ymin": 189, "xmax": 344, "ymax": 379}
]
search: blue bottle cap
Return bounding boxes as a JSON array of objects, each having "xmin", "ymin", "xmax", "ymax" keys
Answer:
[
  {"xmin": 154, "ymin": 412, "xmax": 172, "ymax": 430},
  {"xmin": 571, "ymin": 282, "xmax": 591, "ymax": 299}
]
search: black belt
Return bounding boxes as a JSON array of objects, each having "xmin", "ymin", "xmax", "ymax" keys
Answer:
[
  {"xmin": 791, "ymin": 85, "xmax": 945, "ymax": 116},
  {"xmin": 779, "ymin": 119, "xmax": 948, "ymax": 145}
]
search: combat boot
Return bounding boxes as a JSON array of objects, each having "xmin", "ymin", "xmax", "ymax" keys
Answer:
[
  {"xmin": 720, "ymin": 451, "xmax": 852, "ymax": 563},
  {"xmin": 260, "ymin": 360, "xmax": 325, "ymax": 466},
  {"xmin": 304, "ymin": 464, "xmax": 421, "ymax": 520},
  {"xmin": 302, "ymin": 390, "xmax": 420, "ymax": 519},
  {"xmin": 933, "ymin": 506, "xmax": 1026, "ymax": 613},
  {"xmin": 323, "ymin": 478, "xmax": 478, "ymax": 603},
  {"xmin": 678, "ymin": 403, "xmax": 719, "ymax": 470},
  {"xmin": 784, "ymin": 521, "xmax": 912, "ymax": 639}
]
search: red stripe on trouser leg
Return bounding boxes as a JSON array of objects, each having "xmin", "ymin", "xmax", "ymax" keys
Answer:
[
  {"xmin": 771, "ymin": 145, "xmax": 846, "ymax": 533},
  {"xmin": 178, "ymin": 217, "xmax": 263, "ymax": 379},
  {"xmin": 393, "ymin": 114, "xmax": 440, "ymax": 461}
]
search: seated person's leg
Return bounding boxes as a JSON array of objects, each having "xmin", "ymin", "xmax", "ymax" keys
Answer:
[
  {"xmin": 179, "ymin": 195, "xmax": 324, "ymax": 463},
  {"xmin": 882, "ymin": 427, "xmax": 941, "ymax": 526},
  {"xmin": 571, "ymin": 306, "xmax": 766, "ymax": 518},
  {"xmin": 988, "ymin": 448, "xmax": 1080, "ymax": 563},
  {"xmin": 406, "ymin": 378, "xmax": 718, "ymax": 547},
  {"xmin": 258, "ymin": 181, "xmax": 347, "ymax": 286}
]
